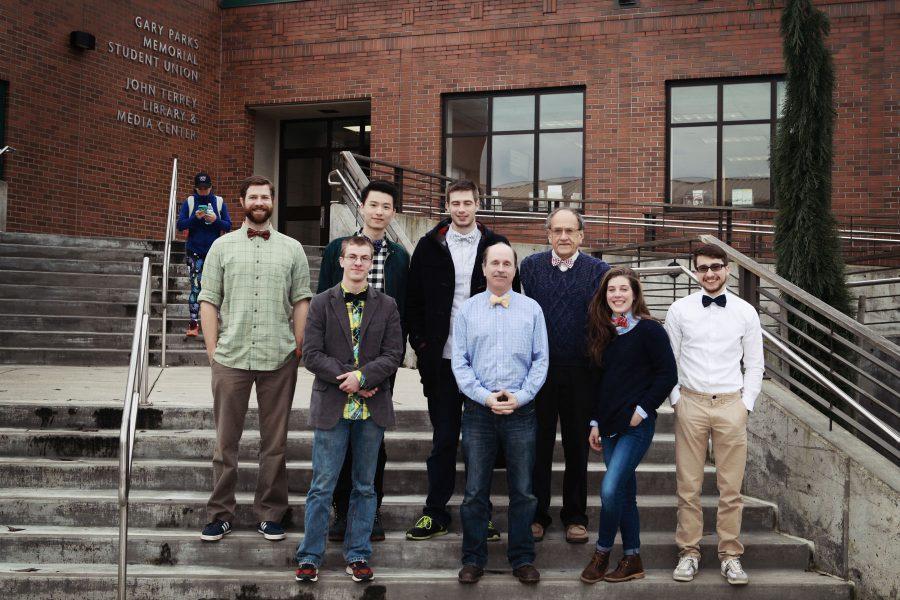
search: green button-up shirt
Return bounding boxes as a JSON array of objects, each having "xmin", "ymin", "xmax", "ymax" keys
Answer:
[{"xmin": 198, "ymin": 223, "xmax": 312, "ymax": 371}]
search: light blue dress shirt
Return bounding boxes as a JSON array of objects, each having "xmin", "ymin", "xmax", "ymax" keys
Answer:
[{"xmin": 451, "ymin": 290, "xmax": 549, "ymax": 407}]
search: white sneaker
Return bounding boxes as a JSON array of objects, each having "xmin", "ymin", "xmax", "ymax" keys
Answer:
[
  {"xmin": 673, "ymin": 555, "xmax": 699, "ymax": 582},
  {"xmin": 721, "ymin": 558, "xmax": 749, "ymax": 585}
]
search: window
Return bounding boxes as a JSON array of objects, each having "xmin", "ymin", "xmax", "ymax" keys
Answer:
[
  {"xmin": 667, "ymin": 77, "xmax": 784, "ymax": 208},
  {"xmin": 443, "ymin": 88, "xmax": 584, "ymax": 212},
  {"xmin": 0, "ymin": 80, "xmax": 7, "ymax": 180}
]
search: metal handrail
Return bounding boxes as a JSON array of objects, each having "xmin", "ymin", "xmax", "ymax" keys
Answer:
[
  {"xmin": 160, "ymin": 158, "xmax": 179, "ymax": 368},
  {"xmin": 117, "ymin": 256, "xmax": 153, "ymax": 600}
]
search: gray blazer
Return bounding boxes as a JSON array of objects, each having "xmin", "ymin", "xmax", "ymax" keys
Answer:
[{"xmin": 302, "ymin": 284, "xmax": 404, "ymax": 429}]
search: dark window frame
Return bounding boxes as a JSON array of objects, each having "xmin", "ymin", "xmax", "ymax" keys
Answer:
[
  {"xmin": 665, "ymin": 75, "xmax": 784, "ymax": 208},
  {"xmin": 442, "ymin": 86, "xmax": 586, "ymax": 212}
]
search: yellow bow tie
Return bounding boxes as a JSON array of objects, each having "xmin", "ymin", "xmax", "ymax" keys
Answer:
[{"xmin": 489, "ymin": 294, "xmax": 510, "ymax": 308}]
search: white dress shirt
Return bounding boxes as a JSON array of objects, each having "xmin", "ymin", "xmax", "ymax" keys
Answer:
[
  {"xmin": 664, "ymin": 290, "xmax": 764, "ymax": 411},
  {"xmin": 442, "ymin": 226, "xmax": 482, "ymax": 359}
]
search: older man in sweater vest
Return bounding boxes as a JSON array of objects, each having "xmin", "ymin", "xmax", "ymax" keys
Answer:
[{"xmin": 519, "ymin": 208, "xmax": 609, "ymax": 543}]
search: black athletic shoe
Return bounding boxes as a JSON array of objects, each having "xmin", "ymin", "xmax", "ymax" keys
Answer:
[
  {"xmin": 370, "ymin": 510, "xmax": 386, "ymax": 542},
  {"xmin": 405, "ymin": 514, "xmax": 448, "ymax": 540},
  {"xmin": 328, "ymin": 512, "xmax": 347, "ymax": 542},
  {"xmin": 487, "ymin": 520, "xmax": 501, "ymax": 542}
]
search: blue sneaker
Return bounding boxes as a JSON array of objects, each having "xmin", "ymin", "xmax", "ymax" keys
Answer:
[
  {"xmin": 200, "ymin": 520, "xmax": 231, "ymax": 542},
  {"xmin": 257, "ymin": 521, "xmax": 286, "ymax": 541}
]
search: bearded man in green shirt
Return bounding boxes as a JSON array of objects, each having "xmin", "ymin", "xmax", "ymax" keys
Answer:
[{"xmin": 197, "ymin": 175, "xmax": 312, "ymax": 543}]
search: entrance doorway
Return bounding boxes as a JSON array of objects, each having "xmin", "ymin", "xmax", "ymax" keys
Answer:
[{"xmin": 279, "ymin": 115, "xmax": 370, "ymax": 246}]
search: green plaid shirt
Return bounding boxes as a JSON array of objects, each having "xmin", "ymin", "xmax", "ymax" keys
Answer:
[{"xmin": 198, "ymin": 223, "xmax": 312, "ymax": 371}]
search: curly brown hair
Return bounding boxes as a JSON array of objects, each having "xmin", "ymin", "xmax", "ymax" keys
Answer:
[{"xmin": 586, "ymin": 266, "xmax": 653, "ymax": 367}]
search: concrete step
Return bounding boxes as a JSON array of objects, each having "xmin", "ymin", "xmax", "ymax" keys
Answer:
[
  {"xmin": 0, "ymin": 284, "xmax": 187, "ymax": 303},
  {"xmin": 0, "ymin": 243, "xmax": 161, "ymax": 262},
  {"xmin": 0, "ymin": 403, "xmax": 677, "ymax": 434},
  {"xmin": 0, "ymin": 457, "xmax": 718, "ymax": 495},
  {"xmin": 0, "ymin": 330, "xmax": 205, "ymax": 351},
  {"xmin": 0, "ymin": 256, "xmax": 153, "ymax": 276},
  {"xmin": 0, "ymin": 270, "xmax": 152, "ymax": 289},
  {"xmin": 0, "ymin": 347, "xmax": 209, "ymax": 367},
  {"xmin": 0, "ymin": 488, "xmax": 777, "ymax": 532},
  {"xmin": 0, "ymin": 564, "xmax": 853, "ymax": 600},
  {"xmin": 0, "ymin": 299, "xmax": 189, "ymax": 318},
  {"xmin": 0, "ymin": 315, "xmax": 184, "ymax": 334},
  {"xmin": 0, "ymin": 232, "xmax": 156, "ymax": 250},
  {"xmin": 0, "ymin": 527, "xmax": 811, "ymax": 570},
  {"xmin": 0, "ymin": 427, "xmax": 679, "ymax": 463}
]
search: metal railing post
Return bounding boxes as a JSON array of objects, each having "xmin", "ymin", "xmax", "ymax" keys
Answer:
[{"xmin": 160, "ymin": 158, "xmax": 178, "ymax": 368}]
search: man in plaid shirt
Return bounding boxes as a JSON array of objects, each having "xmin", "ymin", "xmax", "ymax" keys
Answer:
[{"xmin": 317, "ymin": 179, "xmax": 410, "ymax": 542}]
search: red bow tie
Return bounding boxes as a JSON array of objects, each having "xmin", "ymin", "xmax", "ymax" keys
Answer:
[
  {"xmin": 247, "ymin": 228, "xmax": 270, "ymax": 240},
  {"xmin": 612, "ymin": 315, "xmax": 628, "ymax": 328}
]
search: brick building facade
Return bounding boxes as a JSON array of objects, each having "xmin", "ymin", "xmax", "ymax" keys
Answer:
[{"xmin": 0, "ymin": 0, "xmax": 896, "ymax": 244}]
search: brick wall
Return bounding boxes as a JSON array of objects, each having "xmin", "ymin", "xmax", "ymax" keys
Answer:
[
  {"xmin": 0, "ymin": 0, "xmax": 221, "ymax": 238},
  {"xmin": 1, "ymin": 0, "xmax": 895, "ymax": 243}
]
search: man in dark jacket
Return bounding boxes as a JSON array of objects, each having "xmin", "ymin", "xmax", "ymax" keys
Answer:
[
  {"xmin": 295, "ymin": 235, "xmax": 404, "ymax": 584},
  {"xmin": 317, "ymin": 179, "xmax": 409, "ymax": 542},
  {"xmin": 176, "ymin": 172, "xmax": 232, "ymax": 337},
  {"xmin": 404, "ymin": 179, "xmax": 519, "ymax": 541}
]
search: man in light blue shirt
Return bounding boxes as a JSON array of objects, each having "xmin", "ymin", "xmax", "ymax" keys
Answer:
[{"xmin": 452, "ymin": 242, "xmax": 549, "ymax": 585}]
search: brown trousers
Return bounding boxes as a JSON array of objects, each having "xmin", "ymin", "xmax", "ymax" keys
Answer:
[
  {"xmin": 207, "ymin": 354, "xmax": 298, "ymax": 523},
  {"xmin": 674, "ymin": 387, "xmax": 748, "ymax": 560}
]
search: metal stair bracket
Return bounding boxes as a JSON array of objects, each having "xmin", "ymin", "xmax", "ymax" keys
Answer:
[
  {"xmin": 328, "ymin": 151, "xmax": 416, "ymax": 254},
  {"xmin": 117, "ymin": 256, "xmax": 153, "ymax": 600}
]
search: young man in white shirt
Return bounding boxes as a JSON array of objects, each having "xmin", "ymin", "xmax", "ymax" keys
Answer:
[{"xmin": 664, "ymin": 244, "xmax": 764, "ymax": 586}]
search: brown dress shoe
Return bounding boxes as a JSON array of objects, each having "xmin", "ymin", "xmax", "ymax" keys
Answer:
[
  {"xmin": 458, "ymin": 565, "xmax": 484, "ymax": 584},
  {"xmin": 580, "ymin": 549, "xmax": 611, "ymax": 583},
  {"xmin": 565, "ymin": 524, "xmax": 589, "ymax": 544},
  {"xmin": 604, "ymin": 554, "xmax": 645, "ymax": 582},
  {"xmin": 513, "ymin": 564, "xmax": 540, "ymax": 584}
]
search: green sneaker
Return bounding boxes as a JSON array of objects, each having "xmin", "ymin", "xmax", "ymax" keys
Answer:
[{"xmin": 405, "ymin": 515, "xmax": 448, "ymax": 540}]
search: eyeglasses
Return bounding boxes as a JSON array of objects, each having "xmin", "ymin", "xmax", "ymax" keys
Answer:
[
  {"xmin": 695, "ymin": 263, "xmax": 726, "ymax": 273},
  {"xmin": 549, "ymin": 228, "xmax": 582, "ymax": 237},
  {"xmin": 343, "ymin": 255, "xmax": 373, "ymax": 264}
]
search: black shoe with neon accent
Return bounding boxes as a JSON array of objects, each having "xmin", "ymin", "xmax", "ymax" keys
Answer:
[{"xmin": 405, "ymin": 514, "xmax": 448, "ymax": 540}]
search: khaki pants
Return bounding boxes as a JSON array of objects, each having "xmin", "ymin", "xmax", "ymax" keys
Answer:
[
  {"xmin": 207, "ymin": 354, "xmax": 298, "ymax": 523},
  {"xmin": 674, "ymin": 387, "xmax": 747, "ymax": 560}
]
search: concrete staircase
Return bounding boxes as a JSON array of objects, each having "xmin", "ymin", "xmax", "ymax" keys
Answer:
[
  {"xmin": 0, "ymin": 232, "xmax": 322, "ymax": 366},
  {"xmin": 0, "ymin": 381, "xmax": 852, "ymax": 598}
]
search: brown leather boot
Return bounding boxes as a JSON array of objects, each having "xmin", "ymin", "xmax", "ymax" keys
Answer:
[
  {"xmin": 580, "ymin": 549, "xmax": 611, "ymax": 584},
  {"xmin": 604, "ymin": 554, "xmax": 645, "ymax": 582}
]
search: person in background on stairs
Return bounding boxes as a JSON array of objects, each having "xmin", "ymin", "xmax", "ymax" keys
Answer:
[
  {"xmin": 452, "ymin": 242, "xmax": 548, "ymax": 586},
  {"xmin": 295, "ymin": 235, "xmax": 404, "ymax": 584},
  {"xmin": 520, "ymin": 207, "xmax": 610, "ymax": 545},
  {"xmin": 580, "ymin": 267, "xmax": 677, "ymax": 585},
  {"xmin": 176, "ymin": 171, "xmax": 232, "ymax": 337},
  {"xmin": 404, "ymin": 179, "xmax": 517, "ymax": 543},
  {"xmin": 316, "ymin": 179, "xmax": 410, "ymax": 544},
  {"xmin": 665, "ymin": 244, "xmax": 764, "ymax": 586},
  {"xmin": 196, "ymin": 175, "xmax": 312, "ymax": 545}
]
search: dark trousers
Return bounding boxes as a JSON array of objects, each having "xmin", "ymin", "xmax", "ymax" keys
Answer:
[
  {"xmin": 423, "ymin": 359, "xmax": 466, "ymax": 527},
  {"xmin": 332, "ymin": 373, "xmax": 395, "ymax": 515},
  {"xmin": 532, "ymin": 364, "xmax": 592, "ymax": 528}
]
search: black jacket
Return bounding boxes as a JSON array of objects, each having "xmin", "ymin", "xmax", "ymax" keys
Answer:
[{"xmin": 405, "ymin": 218, "xmax": 520, "ymax": 394}]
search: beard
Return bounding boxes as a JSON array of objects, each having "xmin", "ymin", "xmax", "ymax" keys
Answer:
[{"xmin": 245, "ymin": 206, "xmax": 272, "ymax": 224}]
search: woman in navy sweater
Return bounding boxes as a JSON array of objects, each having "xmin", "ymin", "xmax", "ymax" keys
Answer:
[{"xmin": 579, "ymin": 267, "xmax": 677, "ymax": 584}]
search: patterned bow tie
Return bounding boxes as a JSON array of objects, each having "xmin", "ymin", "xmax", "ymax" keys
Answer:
[
  {"xmin": 489, "ymin": 294, "xmax": 510, "ymax": 308},
  {"xmin": 372, "ymin": 238, "xmax": 385, "ymax": 253},
  {"xmin": 702, "ymin": 294, "xmax": 727, "ymax": 308},
  {"xmin": 344, "ymin": 288, "xmax": 368, "ymax": 304},
  {"xmin": 449, "ymin": 230, "xmax": 477, "ymax": 244},
  {"xmin": 612, "ymin": 315, "xmax": 628, "ymax": 328},
  {"xmin": 551, "ymin": 254, "xmax": 576, "ymax": 270},
  {"xmin": 247, "ymin": 228, "xmax": 270, "ymax": 240}
]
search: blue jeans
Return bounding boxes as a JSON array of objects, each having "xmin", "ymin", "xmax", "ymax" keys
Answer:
[
  {"xmin": 460, "ymin": 400, "xmax": 537, "ymax": 569},
  {"xmin": 596, "ymin": 417, "xmax": 655, "ymax": 554},
  {"xmin": 295, "ymin": 418, "xmax": 385, "ymax": 566}
]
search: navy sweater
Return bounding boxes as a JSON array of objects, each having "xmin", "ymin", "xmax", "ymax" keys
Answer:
[
  {"xmin": 590, "ymin": 319, "xmax": 678, "ymax": 436},
  {"xmin": 520, "ymin": 251, "xmax": 609, "ymax": 366},
  {"xmin": 176, "ymin": 194, "xmax": 232, "ymax": 257}
]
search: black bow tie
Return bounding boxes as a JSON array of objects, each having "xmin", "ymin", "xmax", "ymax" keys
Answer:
[
  {"xmin": 344, "ymin": 289, "xmax": 368, "ymax": 304},
  {"xmin": 702, "ymin": 294, "xmax": 727, "ymax": 308}
]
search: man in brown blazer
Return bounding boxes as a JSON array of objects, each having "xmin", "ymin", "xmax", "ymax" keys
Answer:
[{"xmin": 294, "ymin": 235, "xmax": 404, "ymax": 584}]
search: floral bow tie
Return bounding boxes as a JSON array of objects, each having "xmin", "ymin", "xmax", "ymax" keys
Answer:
[
  {"xmin": 449, "ymin": 230, "xmax": 477, "ymax": 244},
  {"xmin": 551, "ymin": 254, "xmax": 575, "ymax": 270},
  {"xmin": 489, "ymin": 294, "xmax": 510, "ymax": 308},
  {"xmin": 612, "ymin": 315, "xmax": 628, "ymax": 328}
]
